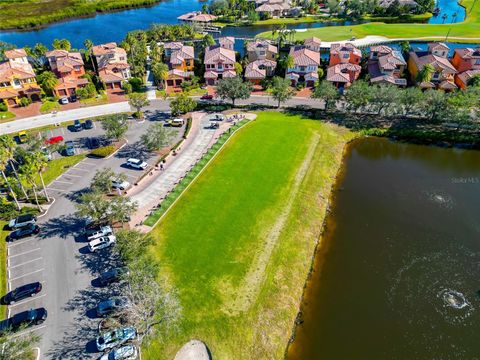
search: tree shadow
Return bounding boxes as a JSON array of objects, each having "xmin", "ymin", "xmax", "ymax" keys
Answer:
[
  {"xmin": 37, "ymin": 214, "xmax": 82, "ymax": 240},
  {"xmin": 144, "ymin": 109, "xmax": 170, "ymax": 122},
  {"xmin": 115, "ymin": 141, "xmax": 154, "ymax": 161}
]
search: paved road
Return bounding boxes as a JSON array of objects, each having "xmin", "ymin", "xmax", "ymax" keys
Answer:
[
  {"xmin": 0, "ymin": 96, "xmax": 322, "ymax": 135},
  {"xmin": 5, "ymin": 115, "xmax": 182, "ymax": 359}
]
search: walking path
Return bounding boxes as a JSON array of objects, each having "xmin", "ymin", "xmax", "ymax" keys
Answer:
[
  {"xmin": 318, "ymin": 35, "xmax": 480, "ymax": 48},
  {"xmin": 128, "ymin": 112, "xmax": 226, "ymax": 227},
  {"xmin": 145, "ymin": 68, "xmax": 157, "ymax": 101}
]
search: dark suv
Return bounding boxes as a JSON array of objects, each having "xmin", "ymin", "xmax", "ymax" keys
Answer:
[
  {"xmin": 73, "ymin": 119, "xmax": 83, "ymax": 132},
  {"xmin": 99, "ymin": 267, "xmax": 129, "ymax": 286},
  {"xmin": 4, "ymin": 282, "xmax": 42, "ymax": 304},
  {"xmin": 7, "ymin": 223, "xmax": 40, "ymax": 241},
  {"xmin": 0, "ymin": 308, "xmax": 47, "ymax": 335}
]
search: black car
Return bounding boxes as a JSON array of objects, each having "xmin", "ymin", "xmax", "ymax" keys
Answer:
[
  {"xmin": 7, "ymin": 224, "xmax": 40, "ymax": 241},
  {"xmin": 69, "ymin": 94, "xmax": 78, "ymax": 102},
  {"xmin": 8, "ymin": 213, "xmax": 37, "ymax": 230},
  {"xmin": 0, "ymin": 308, "xmax": 47, "ymax": 335},
  {"xmin": 99, "ymin": 267, "xmax": 129, "ymax": 286},
  {"xmin": 84, "ymin": 119, "xmax": 94, "ymax": 129},
  {"xmin": 88, "ymin": 137, "xmax": 101, "ymax": 149},
  {"xmin": 4, "ymin": 282, "xmax": 42, "ymax": 305},
  {"xmin": 73, "ymin": 119, "xmax": 83, "ymax": 132}
]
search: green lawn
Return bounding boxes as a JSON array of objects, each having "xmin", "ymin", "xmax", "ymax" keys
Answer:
[
  {"xmin": 258, "ymin": 0, "xmax": 480, "ymax": 42},
  {"xmin": 40, "ymin": 100, "xmax": 60, "ymax": 114},
  {"xmin": 37, "ymin": 154, "xmax": 86, "ymax": 186},
  {"xmin": 0, "ymin": 111, "xmax": 15, "ymax": 122},
  {"xmin": 143, "ymin": 112, "xmax": 355, "ymax": 359}
]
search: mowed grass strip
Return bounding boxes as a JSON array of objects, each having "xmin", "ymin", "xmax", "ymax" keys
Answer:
[
  {"xmin": 258, "ymin": 0, "xmax": 480, "ymax": 42},
  {"xmin": 144, "ymin": 112, "xmax": 355, "ymax": 359}
]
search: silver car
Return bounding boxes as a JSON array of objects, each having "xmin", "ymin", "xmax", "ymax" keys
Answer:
[
  {"xmin": 96, "ymin": 326, "xmax": 136, "ymax": 351},
  {"xmin": 99, "ymin": 344, "xmax": 138, "ymax": 360}
]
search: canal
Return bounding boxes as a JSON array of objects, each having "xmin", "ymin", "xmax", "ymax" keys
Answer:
[{"xmin": 288, "ymin": 137, "xmax": 480, "ymax": 359}]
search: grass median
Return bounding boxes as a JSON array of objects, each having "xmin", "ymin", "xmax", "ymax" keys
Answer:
[
  {"xmin": 143, "ymin": 112, "xmax": 355, "ymax": 359},
  {"xmin": 257, "ymin": 0, "xmax": 479, "ymax": 42},
  {"xmin": 0, "ymin": 222, "xmax": 8, "ymax": 320},
  {"xmin": 36, "ymin": 154, "xmax": 86, "ymax": 186}
]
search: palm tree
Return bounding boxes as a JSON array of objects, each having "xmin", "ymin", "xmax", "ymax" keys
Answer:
[
  {"xmin": 0, "ymin": 135, "xmax": 28, "ymax": 200},
  {"xmin": 37, "ymin": 71, "xmax": 58, "ymax": 96},
  {"xmin": 31, "ymin": 152, "xmax": 50, "ymax": 203},
  {"xmin": 442, "ymin": 13, "xmax": 448, "ymax": 23},
  {"xmin": 84, "ymin": 39, "xmax": 96, "ymax": 73},
  {"xmin": 0, "ymin": 148, "xmax": 20, "ymax": 210},
  {"xmin": 152, "ymin": 62, "xmax": 169, "ymax": 90},
  {"xmin": 20, "ymin": 160, "xmax": 41, "ymax": 210},
  {"xmin": 283, "ymin": 55, "xmax": 295, "ymax": 77},
  {"xmin": 451, "ymin": 11, "xmax": 458, "ymax": 23},
  {"xmin": 416, "ymin": 64, "xmax": 435, "ymax": 84}
]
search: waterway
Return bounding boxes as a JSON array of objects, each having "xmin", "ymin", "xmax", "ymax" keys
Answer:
[
  {"xmin": 0, "ymin": 0, "xmax": 468, "ymax": 49},
  {"xmin": 288, "ymin": 137, "xmax": 480, "ymax": 359}
]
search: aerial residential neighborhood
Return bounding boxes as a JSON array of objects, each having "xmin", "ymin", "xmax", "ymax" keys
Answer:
[{"xmin": 0, "ymin": 0, "xmax": 480, "ymax": 359}]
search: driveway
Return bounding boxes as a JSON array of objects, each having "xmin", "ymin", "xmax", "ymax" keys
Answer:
[{"xmin": 4, "ymin": 114, "xmax": 182, "ymax": 359}]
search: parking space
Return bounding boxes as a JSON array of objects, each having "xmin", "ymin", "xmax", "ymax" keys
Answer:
[{"xmin": 6, "ymin": 236, "xmax": 46, "ymax": 319}]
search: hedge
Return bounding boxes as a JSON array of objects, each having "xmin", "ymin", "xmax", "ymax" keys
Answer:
[{"xmin": 90, "ymin": 145, "xmax": 117, "ymax": 158}]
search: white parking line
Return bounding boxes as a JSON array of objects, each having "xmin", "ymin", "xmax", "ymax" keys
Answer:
[
  {"xmin": 9, "ymin": 268, "xmax": 44, "ymax": 281},
  {"xmin": 10, "ymin": 325, "xmax": 47, "ymax": 338},
  {"xmin": 7, "ymin": 239, "xmax": 37, "ymax": 248},
  {"xmin": 82, "ymin": 161, "xmax": 97, "ymax": 166},
  {"xmin": 8, "ymin": 294, "xmax": 46, "ymax": 307},
  {"xmin": 8, "ymin": 248, "xmax": 40, "ymax": 258},
  {"xmin": 52, "ymin": 180, "xmax": 73, "ymax": 184},
  {"xmin": 47, "ymin": 187, "xmax": 69, "ymax": 192},
  {"xmin": 68, "ymin": 167, "xmax": 89, "ymax": 172},
  {"xmin": 9, "ymin": 257, "xmax": 42, "ymax": 269},
  {"xmin": 63, "ymin": 173, "xmax": 82, "ymax": 178}
]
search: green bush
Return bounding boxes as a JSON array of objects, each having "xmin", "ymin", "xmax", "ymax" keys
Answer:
[
  {"xmin": 90, "ymin": 145, "xmax": 116, "ymax": 158},
  {"xmin": 0, "ymin": 102, "xmax": 7, "ymax": 112},
  {"xmin": 0, "ymin": 198, "xmax": 17, "ymax": 221},
  {"xmin": 128, "ymin": 77, "xmax": 143, "ymax": 92}
]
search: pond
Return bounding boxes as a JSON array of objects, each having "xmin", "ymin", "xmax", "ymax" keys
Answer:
[
  {"xmin": 429, "ymin": 0, "xmax": 466, "ymax": 24},
  {"xmin": 287, "ymin": 137, "xmax": 480, "ymax": 359}
]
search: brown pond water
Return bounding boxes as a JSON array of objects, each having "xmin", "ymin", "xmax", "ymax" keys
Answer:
[{"xmin": 287, "ymin": 137, "xmax": 480, "ymax": 360}]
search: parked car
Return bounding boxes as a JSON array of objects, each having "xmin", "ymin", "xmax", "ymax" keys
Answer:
[
  {"xmin": 88, "ymin": 137, "xmax": 101, "ymax": 149},
  {"xmin": 8, "ymin": 214, "xmax": 37, "ymax": 230},
  {"xmin": 96, "ymin": 326, "xmax": 137, "ymax": 351},
  {"xmin": 7, "ymin": 223, "xmax": 40, "ymax": 241},
  {"xmin": 96, "ymin": 297, "xmax": 128, "ymax": 317},
  {"xmin": 88, "ymin": 235, "xmax": 116, "ymax": 253},
  {"xmin": 41, "ymin": 146, "xmax": 52, "ymax": 161},
  {"xmin": 18, "ymin": 131, "xmax": 28, "ymax": 144},
  {"xmin": 84, "ymin": 119, "xmax": 94, "ymax": 129},
  {"xmin": 0, "ymin": 308, "xmax": 47, "ymax": 335},
  {"xmin": 111, "ymin": 179, "xmax": 130, "ymax": 191},
  {"xmin": 86, "ymin": 225, "xmax": 113, "ymax": 242},
  {"xmin": 45, "ymin": 135, "xmax": 64, "ymax": 145},
  {"xmin": 167, "ymin": 118, "xmax": 184, "ymax": 127},
  {"xmin": 73, "ymin": 120, "xmax": 83, "ymax": 132},
  {"xmin": 4, "ymin": 282, "xmax": 42, "ymax": 305},
  {"xmin": 126, "ymin": 158, "xmax": 147, "ymax": 170},
  {"xmin": 200, "ymin": 94, "xmax": 214, "ymax": 100},
  {"xmin": 65, "ymin": 141, "xmax": 75, "ymax": 156},
  {"xmin": 59, "ymin": 97, "xmax": 69, "ymax": 105},
  {"xmin": 69, "ymin": 94, "xmax": 78, "ymax": 102},
  {"xmin": 99, "ymin": 267, "xmax": 129, "ymax": 286},
  {"xmin": 99, "ymin": 344, "xmax": 138, "ymax": 360}
]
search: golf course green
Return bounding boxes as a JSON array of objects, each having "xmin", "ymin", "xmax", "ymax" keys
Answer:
[
  {"xmin": 143, "ymin": 112, "xmax": 355, "ymax": 359},
  {"xmin": 258, "ymin": 0, "xmax": 480, "ymax": 43}
]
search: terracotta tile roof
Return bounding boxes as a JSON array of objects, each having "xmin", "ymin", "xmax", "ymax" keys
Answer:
[
  {"xmin": 370, "ymin": 45, "xmax": 394, "ymax": 54},
  {"xmin": 428, "ymin": 42, "xmax": 449, "ymax": 52},
  {"xmin": 164, "ymin": 42, "xmax": 183, "ymax": 50},
  {"xmin": 177, "ymin": 12, "xmax": 217, "ymax": 22},
  {"xmin": 4, "ymin": 49, "xmax": 27, "ymax": 59},
  {"xmin": 245, "ymin": 62, "xmax": 266, "ymax": 79},
  {"xmin": 0, "ymin": 89, "xmax": 19, "ymax": 99},
  {"xmin": 48, "ymin": 51, "xmax": 84, "ymax": 73},
  {"xmin": 438, "ymin": 80, "xmax": 457, "ymax": 90},
  {"xmin": 204, "ymin": 46, "xmax": 236, "ymax": 65},
  {"xmin": 304, "ymin": 37, "xmax": 321, "ymax": 47},
  {"xmin": 0, "ymin": 64, "xmax": 36, "ymax": 82},
  {"xmin": 219, "ymin": 37, "xmax": 235, "ymax": 46},
  {"xmin": 457, "ymin": 69, "xmax": 480, "ymax": 84},
  {"xmin": 330, "ymin": 43, "xmax": 362, "ymax": 57},
  {"xmin": 246, "ymin": 40, "xmax": 278, "ymax": 54},
  {"xmin": 98, "ymin": 69, "xmax": 124, "ymax": 83},
  {"xmin": 255, "ymin": 1, "xmax": 290, "ymax": 12},
  {"xmin": 92, "ymin": 42, "xmax": 126, "ymax": 57},
  {"xmin": 454, "ymin": 47, "xmax": 480, "ymax": 59},
  {"xmin": 168, "ymin": 69, "xmax": 194, "ymax": 78},
  {"xmin": 326, "ymin": 63, "xmax": 361, "ymax": 83},
  {"xmin": 204, "ymin": 69, "xmax": 236, "ymax": 79},
  {"xmin": 54, "ymin": 77, "xmax": 89, "ymax": 91},
  {"xmin": 169, "ymin": 46, "xmax": 194, "ymax": 65},
  {"xmin": 409, "ymin": 51, "xmax": 457, "ymax": 74},
  {"xmin": 289, "ymin": 46, "xmax": 320, "ymax": 66},
  {"xmin": 377, "ymin": 50, "xmax": 406, "ymax": 70}
]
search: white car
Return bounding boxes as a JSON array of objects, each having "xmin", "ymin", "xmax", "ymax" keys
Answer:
[
  {"xmin": 41, "ymin": 147, "xmax": 52, "ymax": 161},
  {"xmin": 111, "ymin": 179, "xmax": 130, "ymax": 191},
  {"xmin": 126, "ymin": 158, "xmax": 147, "ymax": 170},
  {"xmin": 59, "ymin": 96, "xmax": 69, "ymax": 105},
  {"xmin": 86, "ymin": 225, "xmax": 112, "ymax": 242},
  {"xmin": 88, "ymin": 235, "xmax": 116, "ymax": 253},
  {"xmin": 100, "ymin": 344, "xmax": 138, "ymax": 360}
]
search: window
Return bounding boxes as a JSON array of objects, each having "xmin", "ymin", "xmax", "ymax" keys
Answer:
[
  {"xmin": 218, "ymin": 64, "xmax": 223, "ymax": 70},
  {"xmin": 300, "ymin": 66, "xmax": 306, "ymax": 72},
  {"xmin": 475, "ymin": 59, "xmax": 480, "ymax": 65},
  {"xmin": 259, "ymin": 51, "xmax": 266, "ymax": 55},
  {"xmin": 432, "ymin": 72, "xmax": 440, "ymax": 80},
  {"xmin": 343, "ymin": 54, "xmax": 349, "ymax": 59}
]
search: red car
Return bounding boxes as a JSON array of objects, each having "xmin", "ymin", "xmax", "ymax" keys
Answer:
[
  {"xmin": 200, "ymin": 94, "xmax": 214, "ymax": 100},
  {"xmin": 45, "ymin": 135, "xmax": 64, "ymax": 145}
]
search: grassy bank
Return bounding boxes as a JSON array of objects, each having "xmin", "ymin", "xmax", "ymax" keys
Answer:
[
  {"xmin": 257, "ymin": 0, "xmax": 479, "ymax": 42},
  {"xmin": 0, "ymin": 0, "xmax": 161, "ymax": 30},
  {"xmin": 143, "ymin": 112, "xmax": 354, "ymax": 359},
  {"xmin": 0, "ymin": 222, "xmax": 8, "ymax": 320},
  {"xmin": 37, "ymin": 154, "xmax": 86, "ymax": 186}
]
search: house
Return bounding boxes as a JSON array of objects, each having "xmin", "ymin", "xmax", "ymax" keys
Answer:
[
  {"xmin": 255, "ymin": 0, "xmax": 291, "ymax": 18},
  {"xmin": 246, "ymin": 40, "xmax": 278, "ymax": 62},
  {"xmin": 407, "ymin": 43, "xmax": 457, "ymax": 90},
  {"xmin": 163, "ymin": 42, "xmax": 195, "ymax": 90},
  {"xmin": 367, "ymin": 45, "xmax": 407, "ymax": 86},
  {"xmin": 326, "ymin": 43, "xmax": 362, "ymax": 88},
  {"xmin": 0, "ymin": 49, "xmax": 41, "ymax": 107},
  {"xmin": 219, "ymin": 37, "xmax": 235, "ymax": 51},
  {"xmin": 451, "ymin": 47, "xmax": 480, "ymax": 89},
  {"xmin": 204, "ymin": 39, "xmax": 237, "ymax": 86},
  {"xmin": 285, "ymin": 42, "xmax": 321, "ymax": 87},
  {"xmin": 177, "ymin": 12, "xmax": 218, "ymax": 27},
  {"xmin": 245, "ymin": 59, "xmax": 277, "ymax": 84},
  {"xmin": 304, "ymin": 37, "xmax": 322, "ymax": 53},
  {"xmin": 45, "ymin": 49, "xmax": 89, "ymax": 97},
  {"xmin": 92, "ymin": 42, "xmax": 131, "ymax": 89}
]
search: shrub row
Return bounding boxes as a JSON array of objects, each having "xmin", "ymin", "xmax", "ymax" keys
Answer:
[{"xmin": 90, "ymin": 145, "xmax": 116, "ymax": 158}]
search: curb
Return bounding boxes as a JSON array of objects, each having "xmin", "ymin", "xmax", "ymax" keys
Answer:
[
  {"xmin": 105, "ymin": 138, "xmax": 128, "ymax": 160},
  {"xmin": 37, "ymin": 197, "xmax": 56, "ymax": 218}
]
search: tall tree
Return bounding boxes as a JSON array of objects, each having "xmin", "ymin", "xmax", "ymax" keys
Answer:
[
  {"xmin": 0, "ymin": 135, "xmax": 28, "ymax": 200},
  {"xmin": 370, "ymin": 84, "xmax": 400, "ymax": 116},
  {"xmin": 344, "ymin": 80, "xmax": 373, "ymax": 113},
  {"xmin": 282, "ymin": 54, "xmax": 294, "ymax": 77},
  {"xmin": 312, "ymin": 81, "xmax": 339, "ymax": 111},
  {"xmin": 102, "ymin": 115, "xmax": 129, "ymax": 140},
  {"xmin": 201, "ymin": 34, "xmax": 215, "ymax": 50},
  {"xmin": 416, "ymin": 63, "xmax": 435, "ymax": 84},
  {"xmin": 141, "ymin": 123, "xmax": 174, "ymax": 151},
  {"xmin": 37, "ymin": 71, "xmax": 58, "ymax": 96},
  {"xmin": 128, "ymin": 93, "xmax": 150, "ymax": 118},
  {"xmin": 215, "ymin": 77, "xmax": 252, "ymax": 106},
  {"xmin": 170, "ymin": 93, "xmax": 197, "ymax": 116},
  {"xmin": 83, "ymin": 39, "xmax": 96, "ymax": 73},
  {"xmin": 30, "ymin": 152, "xmax": 50, "ymax": 202},
  {"xmin": 270, "ymin": 76, "xmax": 295, "ymax": 108},
  {"xmin": 20, "ymin": 160, "xmax": 41, "ymax": 210},
  {"xmin": 52, "ymin": 39, "xmax": 71, "ymax": 51},
  {"xmin": 91, "ymin": 168, "xmax": 116, "ymax": 194},
  {"xmin": 400, "ymin": 87, "xmax": 424, "ymax": 116},
  {"xmin": 151, "ymin": 62, "xmax": 169, "ymax": 89},
  {"xmin": 0, "ymin": 147, "xmax": 20, "ymax": 210}
]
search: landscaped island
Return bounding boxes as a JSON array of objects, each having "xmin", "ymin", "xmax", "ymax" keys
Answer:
[
  {"xmin": 258, "ymin": 0, "xmax": 479, "ymax": 42},
  {"xmin": 0, "ymin": 0, "xmax": 161, "ymax": 30},
  {"xmin": 142, "ymin": 112, "xmax": 355, "ymax": 358}
]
